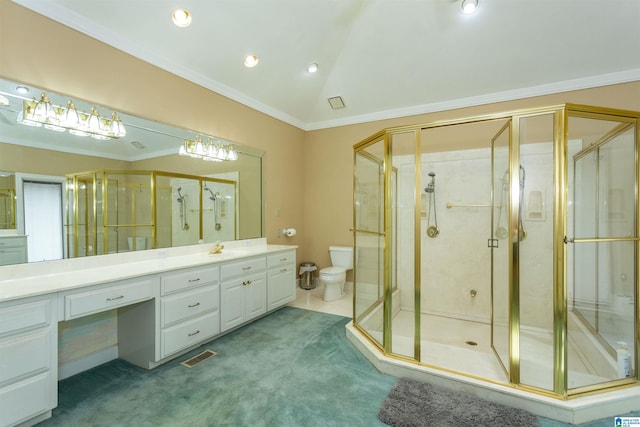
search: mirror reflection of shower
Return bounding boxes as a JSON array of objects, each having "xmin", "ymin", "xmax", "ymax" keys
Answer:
[
  {"xmin": 176, "ymin": 187, "xmax": 189, "ymax": 231},
  {"xmin": 204, "ymin": 186, "xmax": 222, "ymax": 231},
  {"xmin": 424, "ymin": 172, "xmax": 439, "ymax": 238}
]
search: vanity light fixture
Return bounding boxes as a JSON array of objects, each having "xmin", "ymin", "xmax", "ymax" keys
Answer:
[
  {"xmin": 307, "ymin": 63, "xmax": 319, "ymax": 73},
  {"xmin": 172, "ymin": 8, "xmax": 192, "ymax": 27},
  {"xmin": 16, "ymin": 92, "xmax": 126, "ymax": 139},
  {"xmin": 178, "ymin": 135, "xmax": 238, "ymax": 162},
  {"xmin": 460, "ymin": 0, "xmax": 479, "ymax": 14},
  {"xmin": 244, "ymin": 55, "xmax": 259, "ymax": 68}
]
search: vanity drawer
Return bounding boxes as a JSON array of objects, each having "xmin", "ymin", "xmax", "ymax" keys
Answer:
[
  {"xmin": 161, "ymin": 311, "xmax": 219, "ymax": 358},
  {"xmin": 221, "ymin": 257, "xmax": 266, "ymax": 280},
  {"xmin": 161, "ymin": 285, "xmax": 219, "ymax": 327},
  {"xmin": 65, "ymin": 278, "xmax": 154, "ymax": 320},
  {"xmin": 0, "ymin": 299, "xmax": 50, "ymax": 337},
  {"xmin": 0, "ymin": 236, "xmax": 27, "ymax": 249},
  {"xmin": 0, "ymin": 330, "xmax": 50, "ymax": 386},
  {"xmin": 161, "ymin": 265, "xmax": 219, "ymax": 296},
  {"xmin": 267, "ymin": 251, "xmax": 296, "ymax": 269},
  {"xmin": 0, "ymin": 372, "xmax": 51, "ymax": 427}
]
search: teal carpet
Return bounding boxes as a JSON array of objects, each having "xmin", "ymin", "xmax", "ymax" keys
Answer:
[{"xmin": 40, "ymin": 307, "xmax": 638, "ymax": 426}]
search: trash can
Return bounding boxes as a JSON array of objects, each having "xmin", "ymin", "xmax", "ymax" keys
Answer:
[{"xmin": 298, "ymin": 262, "xmax": 317, "ymax": 290}]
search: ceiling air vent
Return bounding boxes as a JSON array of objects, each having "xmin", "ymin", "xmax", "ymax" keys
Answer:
[{"xmin": 328, "ymin": 96, "xmax": 346, "ymax": 110}]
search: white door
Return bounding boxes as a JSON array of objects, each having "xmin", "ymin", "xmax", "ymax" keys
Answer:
[{"xmin": 23, "ymin": 181, "xmax": 63, "ymax": 262}]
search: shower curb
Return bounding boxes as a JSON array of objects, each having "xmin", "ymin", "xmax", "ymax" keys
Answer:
[{"xmin": 345, "ymin": 321, "xmax": 640, "ymax": 424}]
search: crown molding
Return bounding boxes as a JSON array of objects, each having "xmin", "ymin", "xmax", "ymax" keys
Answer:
[
  {"xmin": 12, "ymin": 2, "xmax": 640, "ymax": 132},
  {"xmin": 304, "ymin": 69, "xmax": 640, "ymax": 131}
]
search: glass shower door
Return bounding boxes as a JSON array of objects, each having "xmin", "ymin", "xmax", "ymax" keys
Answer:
[
  {"xmin": 568, "ymin": 116, "xmax": 637, "ymax": 390},
  {"xmin": 491, "ymin": 121, "xmax": 511, "ymax": 379},
  {"xmin": 353, "ymin": 138, "xmax": 385, "ymax": 349}
]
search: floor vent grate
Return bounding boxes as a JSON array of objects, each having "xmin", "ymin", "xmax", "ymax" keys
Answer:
[{"xmin": 181, "ymin": 349, "xmax": 217, "ymax": 368}]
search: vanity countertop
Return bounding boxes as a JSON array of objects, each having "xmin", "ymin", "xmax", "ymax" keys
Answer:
[{"xmin": 0, "ymin": 238, "xmax": 297, "ymax": 303}]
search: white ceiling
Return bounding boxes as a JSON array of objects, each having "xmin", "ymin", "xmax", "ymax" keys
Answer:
[{"xmin": 11, "ymin": 0, "xmax": 640, "ymax": 131}]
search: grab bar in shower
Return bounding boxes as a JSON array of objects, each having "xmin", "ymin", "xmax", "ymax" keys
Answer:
[{"xmin": 446, "ymin": 202, "xmax": 498, "ymax": 209}]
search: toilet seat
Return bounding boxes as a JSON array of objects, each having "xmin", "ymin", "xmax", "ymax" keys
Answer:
[{"xmin": 320, "ymin": 266, "xmax": 346, "ymax": 276}]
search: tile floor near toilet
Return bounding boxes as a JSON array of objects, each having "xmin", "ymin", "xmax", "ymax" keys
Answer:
[{"xmin": 289, "ymin": 281, "xmax": 353, "ymax": 318}]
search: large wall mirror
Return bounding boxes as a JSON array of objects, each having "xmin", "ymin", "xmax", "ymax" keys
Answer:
[{"xmin": 0, "ymin": 78, "xmax": 265, "ymax": 265}]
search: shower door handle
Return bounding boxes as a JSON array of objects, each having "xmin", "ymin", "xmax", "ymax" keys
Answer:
[{"xmin": 564, "ymin": 236, "xmax": 574, "ymax": 244}]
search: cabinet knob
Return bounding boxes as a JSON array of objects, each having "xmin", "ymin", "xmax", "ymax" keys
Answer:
[{"xmin": 242, "ymin": 266, "xmax": 252, "ymax": 271}]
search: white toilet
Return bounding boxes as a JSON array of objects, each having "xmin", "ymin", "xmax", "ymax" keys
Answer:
[{"xmin": 320, "ymin": 246, "xmax": 353, "ymax": 302}]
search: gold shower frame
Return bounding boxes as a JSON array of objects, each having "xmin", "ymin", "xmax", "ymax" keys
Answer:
[
  {"xmin": 352, "ymin": 103, "xmax": 640, "ymax": 400},
  {"xmin": 66, "ymin": 169, "xmax": 237, "ymax": 257}
]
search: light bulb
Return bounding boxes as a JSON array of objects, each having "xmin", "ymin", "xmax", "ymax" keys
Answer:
[
  {"xmin": 65, "ymin": 101, "xmax": 79, "ymax": 127},
  {"xmin": 461, "ymin": 0, "xmax": 479, "ymax": 14},
  {"xmin": 110, "ymin": 112, "xmax": 126, "ymax": 137},
  {"xmin": 88, "ymin": 107, "xmax": 102, "ymax": 133},
  {"xmin": 244, "ymin": 55, "xmax": 259, "ymax": 68},
  {"xmin": 172, "ymin": 9, "xmax": 192, "ymax": 27}
]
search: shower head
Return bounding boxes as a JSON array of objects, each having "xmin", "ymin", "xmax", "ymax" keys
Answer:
[
  {"xmin": 176, "ymin": 187, "xmax": 185, "ymax": 203},
  {"xmin": 204, "ymin": 186, "xmax": 217, "ymax": 201},
  {"xmin": 425, "ymin": 172, "xmax": 436, "ymax": 193}
]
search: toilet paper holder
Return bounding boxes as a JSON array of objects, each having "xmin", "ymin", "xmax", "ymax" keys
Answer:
[{"xmin": 280, "ymin": 228, "xmax": 297, "ymax": 237}]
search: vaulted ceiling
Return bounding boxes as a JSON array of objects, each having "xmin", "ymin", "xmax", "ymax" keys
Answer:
[{"xmin": 11, "ymin": 0, "xmax": 640, "ymax": 131}]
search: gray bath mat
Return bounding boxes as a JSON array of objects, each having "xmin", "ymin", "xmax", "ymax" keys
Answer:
[{"xmin": 378, "ymin": 377, "xmax": 540, "ymax": 427}]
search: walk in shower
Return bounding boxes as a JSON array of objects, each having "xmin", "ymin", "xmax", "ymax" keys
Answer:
[
  {"xmin": 352, "ymin": 103, "xmax": 639, "ymax": 401},
  {"xmin": 66, "ymin": 170, "xmax": 236, "ymax": 257}
]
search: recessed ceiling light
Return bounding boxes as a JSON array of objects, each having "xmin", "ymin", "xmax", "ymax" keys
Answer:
[
  {"xmin": 15, "ymin": 85, "xmax": 29, "ymax": 94},
  {"xmin": 307, "ymin": 63, "xmax": 319, "ymax": 73},
  {"xmin": 460, "ymin": 0, "xmax": 479, "ymax": 14},
  {"xmin": 172, "ymin": 8, "xmax": 192, "ymax": 27},
  {"xmin": 244, "ymin": 55, "xmax": 259, "ymax": 68}
]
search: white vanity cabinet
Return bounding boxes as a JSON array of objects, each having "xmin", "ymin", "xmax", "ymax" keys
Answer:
[
  {"xmin": 158, "ymin": 265, "xmax": 220, "ymax": 359},
  {"xmin": 0, "ymin": 241, "xmax": 297, "ymax": 427},
  {"xmin": 220, "ymin": 256, "xmax": 267, "ymax": 332},
  {"xmin": 0, "ymin": 235, "xmax": 27, "ymax": 266},
  {"xmin": 63, "ymin": 276, "xmax": 155, "ymax": 320},
  {"xmin": 267, "ymin": 250, "xmax": 296, "ymax": 310},
  {"xmin": 0, "ymin": 296, "xmax": 57, "ymax": 427},
  {"xmin": 118, "ymin": 265, "xmax": 221, "ymax": 369}
]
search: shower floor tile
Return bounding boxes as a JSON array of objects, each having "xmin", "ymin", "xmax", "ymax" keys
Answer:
[{"xmin": 390, "ymin": 310, "xmax": 506, "ymax": 382}]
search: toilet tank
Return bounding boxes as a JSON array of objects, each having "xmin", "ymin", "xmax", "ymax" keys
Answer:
[{"xmin": 329, "ymin": 246, "xmax": 353, "ymax": 269}]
